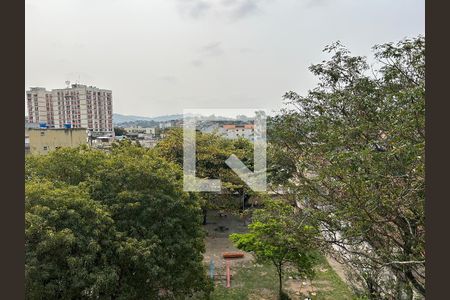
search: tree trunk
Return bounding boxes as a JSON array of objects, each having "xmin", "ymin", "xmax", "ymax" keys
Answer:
[
  {"xmin": 202, "ymin": 208, "xmax": 207, "ymax": 225},
  {"xmin": 365, "ymin": 277, "xmax": 381, "ymax": 300},
  {"xmin": 405, "ymin": 269, "xmax": 425, "ymax": 296},
  {"xmin": 396, "ymin": 272, "xmax": 413, "ymax": 300},
  {"xmin": 277, "ymin": 265, "xmax": 283, "ymax": 299}
]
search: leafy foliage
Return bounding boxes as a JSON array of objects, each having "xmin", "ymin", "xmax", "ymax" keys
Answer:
[
  {"xmin": 25, "ymin": 181, "xmax": 119, "ymax": 299},
  {"xmin": 230, "ymin": 199, "xmax": 320, "ymax": 297},
  {"xmin": 25, "ymin": 144, "xmax": 211, "ymax": 299},
  {"xmin": 114, "ymin": 127, "xmax": 127, "ymax": 136},
  {"xmin": 156, "ymin": 128, "xmax": 254, "ymax": 190},
  {"xmin": 156, "ymin": 128, "xmax": 256, "ymax": 222},
  {"xmin": 268, "ymin": 36, "xmax": 425, "ymax": 299}
]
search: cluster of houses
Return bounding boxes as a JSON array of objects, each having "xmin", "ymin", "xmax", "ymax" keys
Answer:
[
  {"xmin": 25, "ymin": 84, "xmax": 257, "ymax": 155},
  {"xmin": 25, "ymin": 118, "xmax": 255, "ymax": 155},
  {"xmin": 200, "ymin": 122, "xmax": 255, "ymax": 140},
  {"xmin": 24, "ymin": 123, "xmax": 166, "ymax": 155}
]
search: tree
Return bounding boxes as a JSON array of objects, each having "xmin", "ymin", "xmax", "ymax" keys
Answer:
[
  {"xmin": 230, "ymin": 199, "xmax": 320, "ymax": 299},
  {"xmin": 156, "ymin": 128, "xmax": 255, "ymax": 224},
  {"xmin": 25, "ymin": 145, "xmax": 107, "ymax": 185},
  {"xmin": 25, "ymin": 143, "xmax": 212, "ymax": 299},
  {"xmin": 89, "ymin": 143, "xmax": 210, "ymax": 298},
  {"xmin": 114, "ymin": 126, "xmax": 127, "ymax": 136},
  {"xmin": 25, "ymin": 180, "xmax": 119, "ymax": 299},
  {"xmin": 268, "ymin": 36, "xmax": 425, "ymax": 299}
]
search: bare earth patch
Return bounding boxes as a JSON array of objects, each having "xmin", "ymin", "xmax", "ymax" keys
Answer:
[
  {"xmin": 203, "ymin": 210, "xmax": 253, "ymax": 265},
  {"xmin": 248, "ymin": 288, "xmax": 277, "ymax": 300},
  {"xmin": 205, "ymin": 210, "xmax": 354, "ymax": 299}
]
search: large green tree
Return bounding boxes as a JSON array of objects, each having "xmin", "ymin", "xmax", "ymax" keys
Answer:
[
  {"xmin": 156, "ymin": 128, "xmax": 255, "ymax": 224},
  {"xmin": 90, "ymin": 143, "xmax": 210, "ymax": 298},
  {"xmin": 230, "ymin": 199, "xmax": 320, "ymax": 299},
  {"xmin": 25, "ymin": 180, "xmax": 119, "ymax": 299},
  {"xmin": 25, "ymin": 144, "xmax": 211, "ymax": 299},
  {"xmin": 25, "ymin": 144, "xmax": 106, "ymax": 185},
  {"xmin": 268, "ymin": 36, "xmax": 425, "ymax": 299}
]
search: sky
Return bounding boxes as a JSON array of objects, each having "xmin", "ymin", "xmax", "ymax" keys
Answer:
[{"xmin": 26, "ymin": 0, "xmax": 424, "ymax": 117}]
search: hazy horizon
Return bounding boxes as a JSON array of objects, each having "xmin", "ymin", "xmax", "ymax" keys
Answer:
[{"xmin": 26, "ymin": 0, "xmax": 424, "ymax": 117}]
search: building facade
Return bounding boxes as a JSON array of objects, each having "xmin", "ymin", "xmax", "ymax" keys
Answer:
[
  {"xmin": 25, "ymin": 128, "xmax": 88, "ymax": 155},
  {"xmin": 124, "ymin": 126, "xmax": 157, "ymax": 136},
  {"xmin": 26, "ymin": 84, "xmax": 113, "ymax": 133},
  {"xmin": 221, "ymin": 124, "xmax": 254, "ymax": 140}
]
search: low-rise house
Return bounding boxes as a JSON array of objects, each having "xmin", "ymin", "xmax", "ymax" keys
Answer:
[
  {"xmin": 221, "ymin": 124, "xmax": 254, "ymax": 140},
  {"xmin": 91, "ymin": 135, "xmax": 115, "ymax": 149},
  {"xmin": 124, "ymin": 126, "xmax": 156, "ymax": 136},
  {"xmin": 139, "ymin": 139, "xmax": 160, "ymax": 148},
  {"xmin": 26, "ymin": 127, "xmax": 88, "ymax": 155}
]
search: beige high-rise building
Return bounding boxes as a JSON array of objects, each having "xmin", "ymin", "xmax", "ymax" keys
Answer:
[{"xmin": 26, "ymin": 84, "xmax": 113, "ymax": 133}]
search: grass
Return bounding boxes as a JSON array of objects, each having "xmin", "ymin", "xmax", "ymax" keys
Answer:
[
  {"xmin": 311, "ymin": 255, "xmax": 355, "ymax": 300},
  {"xmin": 211, "ymin": 261, "xmax": 278, "ymax": 300},
  {"xmin": 210, "ymin": 255, "xmax": 356, "ymax": 300}
]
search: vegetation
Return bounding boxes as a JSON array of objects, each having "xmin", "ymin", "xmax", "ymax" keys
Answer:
[
  {"xmin": 211, "ymin": 257, "xmax": 354, "ymax": 300},
  {"xmin": 230, "ymin": 199, "xmax": 320, "ymax": 298},
  {"xmin": 156, "ymin": 128, "xmax": 255, "ymax": 224},
  {"xmin": 114, "ymin": 126, "xmax": 127, "ymax": 136},
  {"xmin": 24, "ymin": 35, "xmax": 424, "ymax": 300},
  {"xmin": 25, "ymin": 181, "xmax": 119, "ymax": 299},
  {"xmin": 268, "ymin": 36, "xmax": 425, "ymax": 299},
  {"xmin": 25, "ymin": 144, "xmax": 211, "ymax": 299},
  {"xmin": 311, "ymin": 255, "xmax": 358, "ymax": 300},
  {"xmin": 116, "ymin": 119, "xmax": 160, "ymax": 129}
]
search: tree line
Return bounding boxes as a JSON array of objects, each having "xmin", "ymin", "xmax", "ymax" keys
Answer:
[
  {"xmin": 25, "ymin": 36, "xmax": 424, "ymax": 300},
  {"xmin": 266, "ymin": 36, "xmax": 425, "ymax": 299}
]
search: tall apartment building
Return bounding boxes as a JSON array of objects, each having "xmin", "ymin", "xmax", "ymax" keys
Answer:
[{"xmin": 26, "ymin": 84, "xmax": 113, "ymax": 133}]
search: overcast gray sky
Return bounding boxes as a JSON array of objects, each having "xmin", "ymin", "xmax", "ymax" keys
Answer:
[{"xmin": 26, "ymin": 0, "xmax": 424, "ymax": 117}]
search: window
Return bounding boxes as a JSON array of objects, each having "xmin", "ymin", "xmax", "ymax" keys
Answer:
[
  {"xmin": 40, "ymin": 131, "xmax": 45, "ymax": 136},
  {"xmin": 43, "ymin": 146, "xmax": 48, "ymax": 151}
]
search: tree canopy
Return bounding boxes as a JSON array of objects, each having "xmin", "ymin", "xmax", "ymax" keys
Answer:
[
  {"xmin": 268, "ymin": 36, "xmax": 425, "ymax": 299},
  {"xmin": 24, "ymin": 35, "xmax": 425, "ymax": 300},
  {"xmin": 230, "ymin": 199, "xmax": 320, "ymax": 298},
  {"xmin": 26, "ymin": 180, "xmax": 119, "ymax": 299},
  {"xmin": 25, "ymin": 144, "xmax": 211, "ymax": 299},
  {"xmin": 156, "ymin": 128, "xmax": 256, "ymax": 222}
]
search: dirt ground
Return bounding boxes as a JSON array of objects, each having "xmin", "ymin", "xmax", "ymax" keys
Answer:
[
  {"xmin": 325, "ymin": 256, "xmax": 350, "ymax": 285},
  {"xmin": 203, "ymin": 210, "xmax": 254, "ymax": 267},
  {"xmin": 203, "ymin": 210, "xmax": 354, "ymax": 300}
]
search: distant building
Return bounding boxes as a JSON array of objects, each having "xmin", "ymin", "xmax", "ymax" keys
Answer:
[
  {"xmin": 197, "ymin": 121, "xmax": 255, "ymax": 140},
  {"xmin": 138, "ymin": 139, "xmax": 160, "ymax": 148},
  {"xmin": 198, "ymin": 122, "xmax": 220, "ymax": 134},
  {"xmin": 221, "ymin": 124, "xmax": 254, "ymax": 140},
  {"xmin": 26, "ymin": 84, "xmax": 113, "ymax": 134},
  {"xmin": 114, "ymin": 135, "xmax": 127, "ymax": 142},
  {"xmin": 25, "ymin": 116, "xmax": 40, "ymax": 129},
  {"xmin": 91, "ymin": 135, "xmax": 115, "ymax": 149},
  {"xmin": 159, "ymin": 121, "xmax": 173, "ymax": 129},
  {"xmin": 124, "ymin": 126, "xmax": 156, "ymax": 136},
  {"xmin": 25, "ymin": 127, "xmax": 88, "ymax": 155}
]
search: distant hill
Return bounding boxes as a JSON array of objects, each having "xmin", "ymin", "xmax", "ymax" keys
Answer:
[
  {"xmin": 113, "ymin": 113, "xmax": 185, "ymax": 124},
  {"xmin": 113, "ymin": 113, "xmax": 247, "ymax": 125}
]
